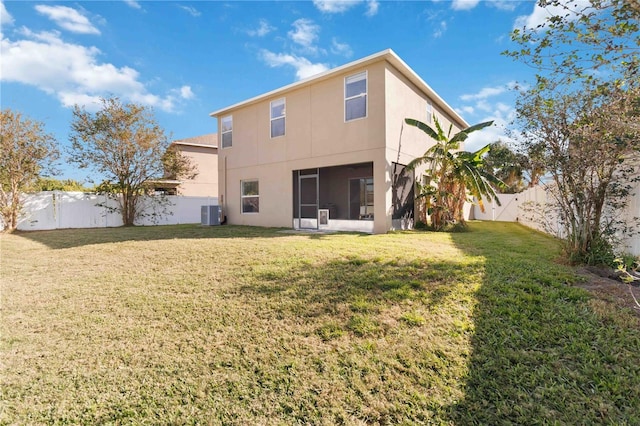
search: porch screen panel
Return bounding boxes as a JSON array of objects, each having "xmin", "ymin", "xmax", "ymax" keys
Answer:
[
  {"xmin": 392, "ymin": 163, "xmax": 415, "ymax": 220},
  {"xmin": 300, "ymin": 177, "xmax": 317, "ymax": 205},
  {"xmin": 300, "ymin": 206, "xmax": 317, "ymax": 219},
  {"xmin": 299, "ymin": 172, "xmax": 318, "ymax": 222}
]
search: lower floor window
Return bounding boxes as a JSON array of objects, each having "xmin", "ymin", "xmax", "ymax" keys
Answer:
[{"xmin": 241, "ymin": 180, "xmax": 259, "ymax": 213}]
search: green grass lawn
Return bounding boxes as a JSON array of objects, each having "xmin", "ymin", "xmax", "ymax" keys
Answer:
[{"xmin": 1, "ymin": 222, "xmax": 639, "ymax": 424}]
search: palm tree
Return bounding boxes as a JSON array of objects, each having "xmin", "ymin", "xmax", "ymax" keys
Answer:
[{"xmin": 405, "ymin": 117, "xmax": 503, "ymax": 230}]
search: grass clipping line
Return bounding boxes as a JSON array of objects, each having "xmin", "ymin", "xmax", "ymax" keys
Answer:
[{"xmin": 1, "ymin": 222, "xmax": 639, "ymax": 424}]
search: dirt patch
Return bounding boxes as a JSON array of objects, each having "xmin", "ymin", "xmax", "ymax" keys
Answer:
[{"xmin": 574, "ymin": 267, "xmax": 640, "ymax": 317}]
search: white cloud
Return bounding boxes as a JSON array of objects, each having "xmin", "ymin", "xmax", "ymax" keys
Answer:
[
  {"xmin": 313, "ymin": 0, "xmax": 377, "ymax": 15},
  {"xmin": 464, "ymin": 123, "xmax": 508, "ymax": 151},
  {"xmin": 490, "ymin": 1, "xmax": 517, "ymax": 11},
  {"xmin": 460, "ymin": 82, "xmax": 518, "ymax": 101},
  {"xmin": 461, "ymin": 86, "xmax": 505, "ymax": 101},
  {"xmin": 179, "ymin": 85, "xmax": 194, "ymax": 99},
  {"xmin": 260, "ymin": 50, "xmax": 329, "ymax": 80},
  {"xmin": 451, "ymin": 0, "xmax": 517, "ymax": 12},
  {"xmin": 495, "ymin": 102, "xmax": 512, "ymax": 113},
  {"xmin": 248, "ymin": 19, "xmax": 275, "ymax": 37},
  {"xmin": 331, "ymin": 38, "xmax": 353, "ymax": 57},
  {"xmin": 178, "ymin": 5, "xmax": 201, "ymax": 17},
  {"xmin": 1, "ymin": 29, "xmax": 189, "ymax": 112},
  {"xmin": 451, "ymin": 0, "xmax": 480, "ymax": 11},
  {"xmin": 313, "ymin": 0, "xmax": 360, "ymax": 13},
  {"xmin": 1, "ymin": 1, "xmax": 14, "ymax": 27},
  {"xmin": 455, "ymin": 79, "xmax": 523, "ymax": 150},
  {"xmin": 475, "ymin": 100, "xmax": 494, "ymax": 113},
  {"xmin": 366, "ymin": 0, "xmax": 379, "ymax": 17},
  {"xmin": 123, "ymin": 0, "xmax": 141, "ymax": 10},
  {"xmin": 514, "ymin": 0, "xmax": 591, "ymax": 30},
  {"xmin": 433, "ymin": 20, "xmax": 447, "ymax": 38},
  {"xmin": 457, "ymin": 105, "xmax": 475, "ymax": 115},
  {"xmin": 58, "ymin": 92, "xmax": 102, "ymax": 110},
  {"xmin": 288, "ymin": 18, "xmax": 320, "ymax": 50},
  {"xmin": 463, "ymin": 105, "xmax": 516, "ymax": 152},
  {"xmin": 34, "ymin": 5, "xmax": 100, "ymax": 35}
]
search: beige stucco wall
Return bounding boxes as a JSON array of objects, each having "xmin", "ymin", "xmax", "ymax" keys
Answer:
[
  {"xmin": 221, "ymin": 150, "xmax": 385, "ymax": 229},
  {"xmin": 178, "ymin": 145, "xmax": 218, "ymax": 197},
  {"xmin": 217, "ymin": 57, "xmax": 466, "ymax": 233},
  {"xmin": 218, "ymin": 62, "xmax": 389, "ymax": 232},
  {"xmin": 383, "ymin": 63, "xmax": 464, "ymax": 228}
]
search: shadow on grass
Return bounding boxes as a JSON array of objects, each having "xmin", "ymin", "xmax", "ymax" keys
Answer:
[
  {"xmin": 12, "ymin": 224, "xmax": 366, "ymax": 250},
  {"xmin": 238, "ymin": 256, "xmax": 465, "ymax": 319},
  {"xmin": 446, "ymin": 222, "xmax": 640, "ymax": 424}
]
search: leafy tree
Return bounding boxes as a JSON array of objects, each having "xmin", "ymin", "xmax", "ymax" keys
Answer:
[
  {"xmin": 506, "ymin": 0, "xmax": 639, "ymax": 92},
  {"xmin": 69, "ymin": 98, "xmax": 194, "ymax": 226},
  {"xmin": 405, "ymin": 117, "xmax": 503, "ymax": 230},
  {"xmin": 161, "ymin": 144, "xmax": 198, "ymax": 182},
  {"xmin": 481, "ymin": 141, "xmax": 528, "ymax": 193},
  {"xmin": 515, "ymin": 87, "xmax": 640, "ymax": 264},
  {"xmin": 0, "ymin": 109, "xmax": 59, "ymax": 232},
  {"xmin": 506, "ymin": 0, "xmax": 640, "ymax": 264},
  {"xmin": 31, "ymin": 177, "xmax": 91, "ymax": 192}
]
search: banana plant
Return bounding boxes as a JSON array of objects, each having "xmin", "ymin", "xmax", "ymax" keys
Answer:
[{"xmin": 405, "ymin": 117, "xmax": 504, "ymax": 230}]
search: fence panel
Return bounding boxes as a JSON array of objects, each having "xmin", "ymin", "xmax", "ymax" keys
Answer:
[
  {"xmin": 473, "ymin": 184, "xmax": 639, "ymax": 256},
  {"xmin": 622, "ymin": 185, "xmax": 640, "ymax": 256},
  {"xmin": 472, "ymin": 194, "xmax": 519, "ymax": 222},
  {"xmin": 18, "ymin": 193, "xmax": 56, "ymax": 231},
  {"xmin": 13, "ymin": 192, "xmax": 218, "ymax": 231}
]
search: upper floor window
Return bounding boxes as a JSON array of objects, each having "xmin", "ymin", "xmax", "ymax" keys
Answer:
[
  {"xmin": 221, "ymin": 115, "xmax": 232, "ymax": 148},
  {"xmin": 345, "ymin": 71, "xmax": 367, "ymax": 121},
  {"xmin": 426, "ymin": 100, "xmax": 433, "ymax": 123},
  {"xmin": 270, "ymin": 98, "xmax": 285, "ymax": 138}
]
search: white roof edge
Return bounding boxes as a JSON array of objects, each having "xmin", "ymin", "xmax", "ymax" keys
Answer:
[
  {"xmin": 209, "ymin": 48, "xmax": 468, "ymax": 129},
  {"xmin": 172, "ymin": 141, "xmax": 218, "ymax": 149},
  {"xmin": 146, "ymin": 179, "xmax": 181, "ymax": 185}
]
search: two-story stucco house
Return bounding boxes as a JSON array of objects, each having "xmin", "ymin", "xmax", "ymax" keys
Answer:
[
  {"xmin": 171, "ymin": 133, "xmax": 219, "ymax": 197},
  {"xmin": 210, "ymin": 49, "xmax": 468, "ymax": 234},
  {"xmin": 150, "ymin": 133, "xmax": 219, "ymax": 197}
]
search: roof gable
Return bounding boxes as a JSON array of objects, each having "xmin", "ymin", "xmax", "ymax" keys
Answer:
[
  {"xmin": 210, "ymin": 49, "xmax": 468, "ymax": 129},
  {"xmin": 173, "ymin": 133, "xmax": 218, "ymax": 149}
]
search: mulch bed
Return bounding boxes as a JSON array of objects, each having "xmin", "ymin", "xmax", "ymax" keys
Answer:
[{"xmin": 574, "ymin": 266, "xmax": 640, "ymax": 318}]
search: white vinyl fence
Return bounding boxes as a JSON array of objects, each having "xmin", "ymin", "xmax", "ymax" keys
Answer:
[
  {"xmin": 10, "ymin": 192, "xmax": 218, "ymax": 231},
  {"xmin": 473, "ymin": 184, "xmax": 640, "ymax": 256}
]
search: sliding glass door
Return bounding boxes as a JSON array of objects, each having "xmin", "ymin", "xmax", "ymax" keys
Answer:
[{"xmin": 349, "ymin": 177, "xmax": 374, "ymax": 220}]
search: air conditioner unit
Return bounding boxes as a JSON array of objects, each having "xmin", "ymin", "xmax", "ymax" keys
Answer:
[{"xmin": 201, "ymin": 205, "xmax": 221, "ymax": 226}]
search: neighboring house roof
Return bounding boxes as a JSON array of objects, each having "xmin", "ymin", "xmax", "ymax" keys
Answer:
[
  {"xmin": 210, "ymin": 48, "xmax": 469, "ymax": 129},
  {"xmin": 172, "ymin": 133, "xmax": 218, "ymax": 149},
  {"xmin": 146, "ymin": 179, "xmax": 181, "ymax": 186}
]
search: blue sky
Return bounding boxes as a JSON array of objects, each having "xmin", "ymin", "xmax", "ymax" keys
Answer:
[{"xmin": 1, "ymin": 0, "xmax": 559, "ymax": 182}]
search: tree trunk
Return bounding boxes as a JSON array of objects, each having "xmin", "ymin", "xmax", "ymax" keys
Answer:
[{"xmin": 7, "ymin": 188, "xmax": 21, "ymax": 232}]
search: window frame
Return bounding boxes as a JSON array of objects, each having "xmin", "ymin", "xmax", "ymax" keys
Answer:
[
  {"xmin": 349, "ymin": 176, "xmax": 374, "ymax": 220},
  {"xmin": 241, "ymin": 179, "xmax": 259, "ymax": 214},
  {"xmin": 426, "ymin": 99, "xmax": 433, "ymax": 124},
  {"xmin": 221, "ymin": 115, "xmax": 233, "ymax": 148},
  {"xmin": 270, "ymin": 98, "xmax": 286, "ymax": 138},
  {"xmin": 344, "ymin": 71, "xmax": 368, "ymax": 122}
]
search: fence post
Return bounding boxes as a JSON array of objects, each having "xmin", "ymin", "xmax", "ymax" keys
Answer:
[{"xmin": 54, "ymin": 191, "xmax": 61, "ymax": 229}]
